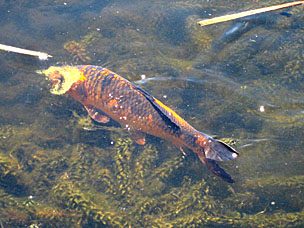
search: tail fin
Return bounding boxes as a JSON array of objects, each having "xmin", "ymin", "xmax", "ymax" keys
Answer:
[
  {"xmin": 204, "ymin": 138, "xmax": 239, "ymax": 162},
  {"xmin": 200, "ymin": 156, "xmax": 235, "ymax": 183},
  {"xmin": 196, "ymin": 134, "xmax": 239, "ymax": 183}
]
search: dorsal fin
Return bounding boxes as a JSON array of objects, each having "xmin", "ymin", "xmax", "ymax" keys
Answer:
[{"xmin": 134, "ymin": 86, "xmax": 181, "ymax": 134}]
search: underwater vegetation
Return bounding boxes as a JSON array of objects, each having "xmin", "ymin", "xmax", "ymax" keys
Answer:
[
  {"xmin": 0, "ymin": 0, "xmax": 303, "ymax": 227},
  {"xmin": 0, "ymin": 120, "xmax": 303, "ymax": 227},
  {"xmin": 63, "ymin": 31, "xmax": 103, "ymax": 64}
]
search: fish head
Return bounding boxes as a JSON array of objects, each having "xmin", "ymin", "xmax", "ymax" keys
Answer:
[{"xmin": 37, "ymin": 66, "xmax": 84, "ymax": 95}]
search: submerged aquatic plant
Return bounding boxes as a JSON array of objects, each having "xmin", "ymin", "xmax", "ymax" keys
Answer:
[
  {"xmin": 0, "ymin": 0, "xmax": 303, "ymax": 227},
  {"xmin": 0, "ymin": 122, "xmax": 298, "ymax": 227}
]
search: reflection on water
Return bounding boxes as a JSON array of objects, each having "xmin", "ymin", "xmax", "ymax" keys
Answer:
[{"xmin": 0, "ymin": 0, "xmax": 303, "ymax": 227}]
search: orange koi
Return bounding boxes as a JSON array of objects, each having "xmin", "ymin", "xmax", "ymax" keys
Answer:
[{"xmin": 41, "ymin": 65, "xmax": 239, "ymax": 183}]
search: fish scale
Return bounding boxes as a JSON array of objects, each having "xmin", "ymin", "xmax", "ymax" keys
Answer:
[
  {"xmin": 43, "ymin": 65, "xmax": 239, "ymax": 183},
  {"xmin": 79, "ymin": 66, "xmax": 173, "ymax": 134}
]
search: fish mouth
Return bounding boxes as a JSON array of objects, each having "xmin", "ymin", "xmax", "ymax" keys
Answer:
[
  {"xmin": 39, "ymin": 66, "xmax": 83, "ymax": 95},
  {"xmin": 49, "ymin": 71, "xmax": 64, "ymax": 89},
  {"xmin": 51, "ymin": 79, "xmax": 59, "ymax": 89}
]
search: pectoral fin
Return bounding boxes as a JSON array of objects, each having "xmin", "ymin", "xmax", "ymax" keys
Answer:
[
  {"xmin": 129, "ymin": 130, "xmax": 146, "ymax": 145},
  {"xmin": 84, "ymin": 105, "xmax": 110, "ymax": 123}
]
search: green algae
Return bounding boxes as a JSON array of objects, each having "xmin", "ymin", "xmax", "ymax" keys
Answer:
[{"xmin": 1, "ymin": 125, "xmax": 302, "ymax": 227}]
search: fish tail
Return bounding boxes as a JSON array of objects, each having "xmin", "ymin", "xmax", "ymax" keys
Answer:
[
  {"xmin": 194, "ymin": 132, "xmax": 239, "ymax": 183},
  {"xmin": 198, "ymin": 154, "xmax": 235, "ymax": 183}
]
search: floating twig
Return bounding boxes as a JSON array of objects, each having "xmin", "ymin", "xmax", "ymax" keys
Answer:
[
  {"xmin": 198, "ymin": 1, "xmax": 304, "ymax": 26},
  {"xmin": 0, "ymin": 43, "xmax": 52, "ymax": 60}
]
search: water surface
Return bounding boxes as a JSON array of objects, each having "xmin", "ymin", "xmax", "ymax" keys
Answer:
[{"xmin": 0, "ymin": 0, "xmax": 303, "ymax": 227}]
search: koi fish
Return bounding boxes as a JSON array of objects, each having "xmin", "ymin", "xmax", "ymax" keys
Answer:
[{"xmin": 40, "ymin": 65, "xmax": 239, "ymax": 183}]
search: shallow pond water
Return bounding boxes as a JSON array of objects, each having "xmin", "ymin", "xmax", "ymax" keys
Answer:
[{"xmin": 0, "ymin": 0, "xmax": 303, "ymax": 227}]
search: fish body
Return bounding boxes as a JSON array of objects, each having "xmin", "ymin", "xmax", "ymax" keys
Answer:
[{"xmin": 42, "ymin": 65, "xmax": 239, "ymax": 183}]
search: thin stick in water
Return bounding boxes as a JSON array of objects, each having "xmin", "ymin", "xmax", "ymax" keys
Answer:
[
  {"xmin": 198, "ymin": 1, "xmax": 304, "ymax": 26},
  {"xmin": 0, "ymin": 43, "xmax": 52, "ymax": 60}
]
